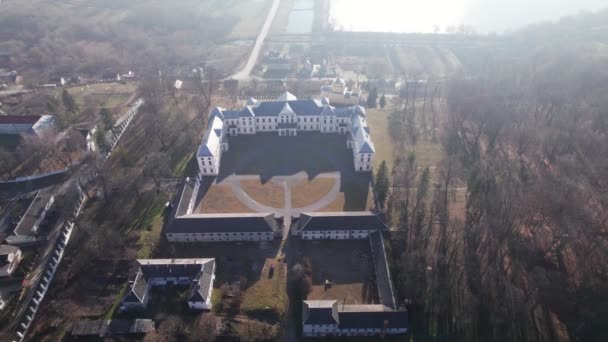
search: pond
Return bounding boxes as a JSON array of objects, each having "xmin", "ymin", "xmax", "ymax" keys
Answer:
[{"xmin": 286, "ymin": 0, "xmax": 315, "ymax": 34}]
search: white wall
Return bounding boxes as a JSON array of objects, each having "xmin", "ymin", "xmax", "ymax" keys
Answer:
[
  {"xmin": 299, "ymin": 230, "xmax": 374, "ymax": 240},
  {"xmin": 167, "ymin": 232, "xmax": 274, "ymax": 242}
]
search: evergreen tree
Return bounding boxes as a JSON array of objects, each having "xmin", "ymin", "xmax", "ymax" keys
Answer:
[
  {"xmin": 62, "ymin": 89, "xmax": 78, "ymax": 114},
  {"xmin": 99, "ymin": 107, "xmax": 115, "ymax": 131},
  {"xmin": 94, "ymin": 127, "xmax": 111, "ymax": 153},
  {"xmin": 374, "ymin": 160, "xmax": 390, "ymax": 209},
  {"xmin": 379, "ymin": 94, "xmax": 386, "ymax": 109},
  {"xmin": 367, "ymin": 88, "xmax": 378, "ymax": 109}
]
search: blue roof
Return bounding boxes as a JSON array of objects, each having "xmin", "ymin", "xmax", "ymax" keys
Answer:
[
  {"xmin": 197, "ymin": 144, "xmax": 214, "ymax": 157},
  {"xmin": 359, "ymin": 142, "xmax": 375, "ymax": 153},
  {"xmin": 252, "ymin": 99, "xmax": 324, "ymax": 117},
  {"xmin": 222, "ymin": 110, "xmax": 241, "ymax": 119},
  {"xmin": 212, "ymin": 100, "xmax": 362, "ymax": 120},
  {"xmin": 209, "ymin": 107, "xmax": 224, "ymax": 119},
  {"xmin": 321, "ymin": 106, "xmax": 335, "ymax": 116}
]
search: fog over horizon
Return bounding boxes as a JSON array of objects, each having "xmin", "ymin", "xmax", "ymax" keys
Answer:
[{"xmin": 330, "ymin": 0, "xmax": 608, "ymax": 33}]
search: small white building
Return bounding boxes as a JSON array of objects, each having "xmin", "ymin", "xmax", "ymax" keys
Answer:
[
  {"xmin": 0, "ymin": 245, "xmax": 22, "ymax": 277},
  {"xmin": 292, "ymin": 212, "xmax": 388, "ymax": 240},
  {"xmin": 320, "ymin": 76, "xmax": 361, "ymax": 107},
  {"xmin": 121, "ymin": 258, "xmax": 215, "ymax": 311},
  {"xmin": 196, "ymin": 92, "xmax": 375, "ymax": 176}
]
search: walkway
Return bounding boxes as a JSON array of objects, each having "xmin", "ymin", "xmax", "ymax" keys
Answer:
[
  {"xmin": 223, "ymin": 171, "xmax": 341, "ymax": 237},
  {"xmin": 230, "ymin": 0, "xmax": 281, "ymax": 79}
]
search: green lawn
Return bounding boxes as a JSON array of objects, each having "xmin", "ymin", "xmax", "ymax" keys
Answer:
[
  {"xmin": 240, "ymin": 259, "xmax": 287, "ymax": 319},
  {"xmin": 366, "ymin": 108, "xmax": 396, "ymax": 174},
  {"xmin": 120, "ymin": 195, "xmax": 167, "ymax": 259}
]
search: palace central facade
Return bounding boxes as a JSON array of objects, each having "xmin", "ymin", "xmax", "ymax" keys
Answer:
[{"xmin": 196, "ymin": 92, "xmax": 376, "ymax": 176}]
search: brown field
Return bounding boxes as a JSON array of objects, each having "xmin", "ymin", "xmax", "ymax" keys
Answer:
[
  {"xmin": 298, "ymin": 240, "xmax": 379, "ymax": 305},
  {"xmin": 240, "ymin": 179, "xmax": 284, "ymax": 208},
  {"xmin": 365, "ymin": 108, "xmax": 396, "ymax": 173},
  {"xmin": 292, "ymin": 177, "xmax": 335, "ymax": 208},
  {"xmin": 197, "ymin": 184, "xmax": 254, "ymax": 213},
  {"xmin": 319, "ymin": 184, "xmax": 374, "ymax": 212},
  {"xmin": 319, "ymin": 192, "xmax": 346, "ymax": 212}
]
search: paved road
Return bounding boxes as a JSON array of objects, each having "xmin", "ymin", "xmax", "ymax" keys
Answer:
[{"xmin": 229, "ymin": 0, "xmax": 281, "ymax": 79}]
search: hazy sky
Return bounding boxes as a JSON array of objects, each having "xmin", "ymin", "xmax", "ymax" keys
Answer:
[{"xmin": 329, "ymin": 0, "xmax": 608, "ymax": 33}]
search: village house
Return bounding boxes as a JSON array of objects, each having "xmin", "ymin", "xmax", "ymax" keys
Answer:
[
  {"xmin": 292, "ymin": 212, "xmax": 388, "ymax": 240},
  {"xmin": 0, "ymin": 115, "xmax": 54, "ymax": 135},
  {"xmin": 320, "ymin": 76, "xmax": 361, "ymax": 106},
  {"xmin": 0, "ymin": 245, "xmax": 22, "ymax": 278},
  {"xmin": 196, "ymin": 92, "xmax": 375, "ymax": 176},
  {"xmin": 0, "ymin": 115, "xmax": 55, "ymax": 136},
  {"xmin": 0, "ymin": 69, "xmax": 22, "ymax": 86},
  {"xmin": 120, "ymin": 258, "xmax": 215, "ymax": 311}
]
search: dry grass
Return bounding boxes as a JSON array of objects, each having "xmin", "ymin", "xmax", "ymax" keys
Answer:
[
  {"xmin": 227, "ymin": 0, "xmax": 273, "ymax": 39},
  {"xmin": 240, "ymin": 179, "xmax": 284, "ymax": 208},
  {"xmin": 448, "ymin": 188, "xmax": 467, "ymax": 223},
  {"xmin": 319, "ymin": 192, "xmax": 346, "ymax": 212},
  {"xmin": 292, "ymin": 177, "xmax": 335, "ymax": 208},
  {"xmin": 301, "ymin": 240, "xmax": 378, "ymax": 305},
  {"xmin": 241, "ymin": 258, "xmax": 287, "ymax": 316},
  {"xmin": 309, "ymin": 283, "xmax": 371, "ymax": 304},
  {"xmin": 319, "ymin": 185, "xmax": 374, "ymax": 212},
  {"xmin": 197, "ymin": 184, "xmax": 255, "ymax": 213},
  {"xmin": 365, "ymin": 108, "xmax": 396, "ymax": 173}
]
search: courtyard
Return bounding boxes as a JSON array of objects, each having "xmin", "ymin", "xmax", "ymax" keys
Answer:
[
  {"xmin": 195, "ymin": 132, "xmax": 374, "ymax": 216},
  {"xmin": 293, "ymin": 239, "xmax": 379, "ymax": 305}
]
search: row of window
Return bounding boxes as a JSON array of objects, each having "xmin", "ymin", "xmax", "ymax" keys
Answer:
[
  {"xmin": 170, "ymin": 236, "xmax": 274, "ymax": 242},
  {"xmin": 169, "ymin": 232, "xmax": 271, "ymax": 237},
  {"xmin": 229, "ymin": 116, "xmax": 350, "ymax": 125}
]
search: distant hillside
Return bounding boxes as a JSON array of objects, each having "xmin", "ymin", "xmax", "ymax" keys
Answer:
[{"xmin": 0, "ymin": 0, "xmax": 271, "ymax": 82}]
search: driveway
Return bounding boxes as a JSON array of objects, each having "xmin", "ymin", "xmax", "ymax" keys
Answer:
[{"xmin": 230, "ymin": 0, "xmax": 281, "ymax": 79}]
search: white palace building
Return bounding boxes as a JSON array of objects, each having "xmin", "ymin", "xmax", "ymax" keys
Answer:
[{"xmin": 196, "ymin": 92, "xmax": 376, "ymax": 176}]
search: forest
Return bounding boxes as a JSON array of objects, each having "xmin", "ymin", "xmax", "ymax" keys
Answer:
[
  {"xmin": 386, "ymin": 10, "xmax": 608, "ymax": 342},
  {"xmin": 0, "ymin": 0, "xmax": 259, "ymax": 83}
]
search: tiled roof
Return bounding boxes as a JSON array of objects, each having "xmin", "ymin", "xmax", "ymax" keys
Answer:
[
  {"xmin": 359, "ymin": 142, "xmax": 375, "ymax": 154},
  {"xmin": 189, "ymin": 260, "xmax": 214, "ymax": 302},
  {"xmin": 338, "ymin": 308, "xmax": 408, "ymax": 330},
  {"xmin": 252, "ymin": 99, "xmax": 324, "ymax": 117},
  {"xmin": 279, "ymin": 102, "xmax": 295, "ymax": 116},
  {"xmin": 197, "ymin": 114, "xmax": 224, "ymax": 158},
  {"xmin": 0, "ymin": 115, "xmax": 40, "ymax": 125},
  {"xmin": 321, "ymin": 105, "xmax": 335, "ymax": 116},
  {"xmin": 277, "ymin": 91, "xmax": 298, "ymax": 101},
  {"xmin": 122, "ymin": 271, "xmax": 148, "ymax": 304},
  {"xmin": 295, "ymin": 212, "xmax": 389, "ymax": 232},
  {"xmin": 303, "ymin": 300, "xmax": 339, "ymax": 325},
  {"xmin": 169, "ymin": 213, "xmax": 279, "ymax": 233},
  {"xmin": 351, "ymin": 114, "xmax": 376, "ymax": 154},
  {"xmin": 0, "ymin": 245, "xmax": 19, "ymax": 256}
]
